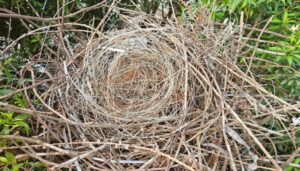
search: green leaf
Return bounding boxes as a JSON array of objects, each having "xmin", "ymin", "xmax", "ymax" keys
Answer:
[
  {"xmin": 284, "ymin": 165, "xmax": 293, "ymax": 171},
  {"xmin": 76, "ymin": 0, "xmax": 81, "ymax": 7},
  {"xmin": 287, "ymin": 79, "xmax": 295, "ymax": 86},
  {"xmin": 271, "ymin": 17, "xmax": 282, "ymax": 24},
  {"xmin": 1, "ymin": 112, "xmax": 13, "ymax": 120},
  {"xmin": 15, "ymin": 114, "xmax": 29, "ymax": 121},
  {"xmin": 228, "ymin": 0, "xmax": 240, "ymax": 13},
  {"xmin": 30, "ymin": 39, "xmax": 39, "ymax": 43},
  {"xmin": 240, "ymin": 0, "xmax": 247, "ymax": 9},
  {"xmin": 3, "ymin": 57, "xmax": 15, "ymax": 65},
  {"xmin": 13, "ymin": 94, "xmax": 27, "ymax": 108},
  {"xmin": 287, "ymin": 56, "xmax": 293, "ymax": 65},
  {"xmin": 5, "ymin": 152, "xmax": 16, "ymax": 164},
  {"xmin": 1, "ymin": 127, "xmax": 10, "ymax": 135},
  {"xmin": 295, "ymin": 157, "xmax": 300, "ymax": 164},
  {"xmin": 3, "ymin": 66, "xmax": 12, "ymax": 84},
  {"xmin": 17, "ymin": 78, "xmax": 32, "ymax": 86},
  {"xmin": 269, "ymin": 46, "xmax": 283, "ymax": 51},
  {"xmin": 13, "ymin": 121, "xmax": 30, "ymax": 134},
  {"xmin": 268, "ymin": 25, "xmax": 281, "ymax": 31},
  {"xmin": 0, "ymin": 157, "xmax": 8, "ymax": 164},
  {"xmin": 13, "ymin": 163, "xmax": 24, "ymax": 171},
  {"xmin": 281, "ymin": 79, "xmax": 288, "ymax": 85},
  {"xmin": 0, "ymin": 118, "xmax": 9, "ymax": 124},
  {"xmin": 30, "ymin": 161, "xmax": 46, "ymax": 168},
  {"xmin": 0, "ymin": 88, "xmax": 14, "ymax": 96},
  {"xmin": 282, "ymin": 10, "xmax": 289, "ymax": 26}
]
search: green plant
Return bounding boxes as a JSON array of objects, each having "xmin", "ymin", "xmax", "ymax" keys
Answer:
[
  {"xmin": 11, "ymin": 94, "xmax": 27, "ymax": 108},
  {"xmin": 196, "ymin": 0, "xmax": 300, "ymax": 99},
  {"xmin": 284, "ymin": 158, "xmax": 300, "ymax": 171},
  {"xmin": 187, "ymin": 0, "xmax": 300, "ymax": 163},
  {"xmin": 0, "ymin": 152, "xmax": 23, "ymax": 171},
  {"xmin": 0, "ymin": 152, "xmax": 46, "ymax": 171},
  {"xmin": 0, "ymin": 112, "xmax": 30, "ymax": 135},
  {"xmin": 257, "ymin": 3, "xmax": 300, "ymax": 99}
]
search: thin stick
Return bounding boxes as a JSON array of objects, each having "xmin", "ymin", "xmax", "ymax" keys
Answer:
[{"xmin": 0, "ymin": 1, "xmax": 106, "ymax": 23}]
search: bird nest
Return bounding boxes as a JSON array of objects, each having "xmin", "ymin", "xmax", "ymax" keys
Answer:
[
  {"xmin": 2, "ymin": 8, "xmax": 298, "ymax": 171},
  {"xmin": 54, "ymin": 21, "xmax": 281, "ymax": 170}
]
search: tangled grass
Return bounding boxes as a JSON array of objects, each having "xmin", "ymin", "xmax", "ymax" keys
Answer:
[{"xmin": 1, "ymin": 4, "xmax": 299, "ymax": 171}]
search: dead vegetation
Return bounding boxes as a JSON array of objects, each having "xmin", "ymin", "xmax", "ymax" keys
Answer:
[{"xmin": 0, "ymin": 3, "xmax": 299, "ymax": 171}]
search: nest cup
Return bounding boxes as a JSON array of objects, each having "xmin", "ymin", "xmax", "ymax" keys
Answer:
[{"xmin": 65, "ymin": 29, "xmax": 207, "ymax": 126}]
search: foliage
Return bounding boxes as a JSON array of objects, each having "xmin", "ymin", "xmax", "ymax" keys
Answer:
[
  {"xmin": 0, "ymin": 152, "xmax": 46, "ymax": 171},
  {"xmin": 0, "ymin": 112, "xmax": 30, "ymax": 135},
  {"xmin": 188, "ymin": 0, "xmax": 300, "ymax": 169},
  {"xmin": 258, "ymin": 2, "xmax": 300, "ymax": 99},
  {"xmin": 187, "ymin": 0, "xmax": 300, "ymax": 100},
  {"xmin": 284, "ymin": 158, "xmax": 300, "ymax": 171}
]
